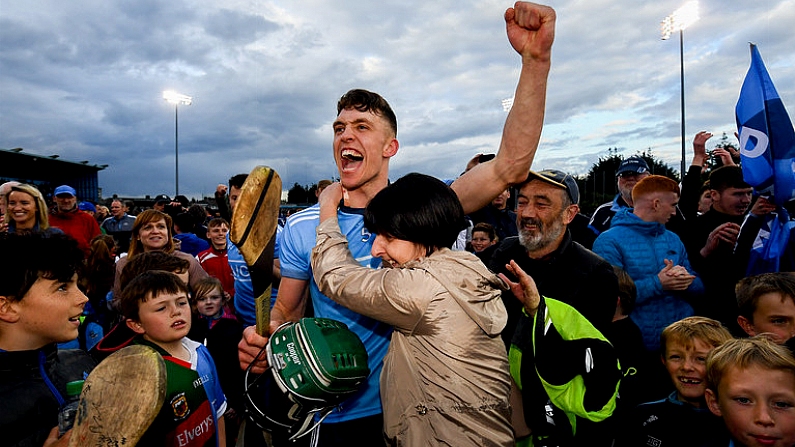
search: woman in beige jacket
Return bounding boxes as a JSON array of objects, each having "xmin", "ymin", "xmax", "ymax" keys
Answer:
[{"xmin": 311, "ymin": 174, "xmax": 517, "ymax": 446}]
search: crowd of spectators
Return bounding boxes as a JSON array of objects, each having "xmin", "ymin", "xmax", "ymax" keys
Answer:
[{"xmin": 2, "ymin": 2, "xmax": 795, "ymax": 445}]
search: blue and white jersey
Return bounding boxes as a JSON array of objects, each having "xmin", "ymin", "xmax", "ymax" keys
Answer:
[
  {"xmin": 229, "ymin": 225, "xmax": 282, "ymax": 327},
  {"xmin": 185, "ymin": 338, "xmax": 227, "ymax": 420},
  {"xmin": 280, "ymin": 204, "xmax": 392, "ymax": 423}
]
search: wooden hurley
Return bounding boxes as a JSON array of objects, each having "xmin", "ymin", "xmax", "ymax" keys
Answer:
[
  {"xmin": 69, "ymin": 345, "xmax": 166, "ymax": 446},
  {"xmin": 230, "ymin": 165, "xmax": 282, "ymax": 336}
]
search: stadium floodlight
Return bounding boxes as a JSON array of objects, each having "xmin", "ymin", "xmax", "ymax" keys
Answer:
[
  {"xmin": 661, "ymin": 1, "xmax": 699, "ymax": 176},
  {"xmin": 661, "ymin": 2, "xmax": 700, "ymax": 40},
  {"xmin": 162, "ymin": 90, "xmax": 193, "ymax": 196}
]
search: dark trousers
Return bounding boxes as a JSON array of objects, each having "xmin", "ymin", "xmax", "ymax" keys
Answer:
[{"xmin": 316, "ymin": 414, "xmax": 385, "ymax": 447}]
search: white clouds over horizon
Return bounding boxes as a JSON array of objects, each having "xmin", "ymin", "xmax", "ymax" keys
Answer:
[{"xmin": 1, "ymin": 0, "xmax": 793, "ymax": 198}]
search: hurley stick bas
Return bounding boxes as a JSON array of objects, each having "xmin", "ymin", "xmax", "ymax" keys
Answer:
[{"xmin": 230, "ymin": 166, "xmax": 282, "ymax": 336}]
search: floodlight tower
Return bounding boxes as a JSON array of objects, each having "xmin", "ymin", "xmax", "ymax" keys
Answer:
[
  {"xmin": 661, "ymin": 1, "xmax": 699, "ymax": 176},
  {"xmin": 163, "ymin": 90, "xmax": 193, "ymax": 196}
]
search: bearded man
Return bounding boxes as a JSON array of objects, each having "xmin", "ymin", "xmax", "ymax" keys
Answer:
[
  {"xmin": 489, "ymin": 169, "xmax": 617, "ymax": 348},
  {"xmin": 489, "ymin": 169, "xmax": 620, "ymax": 446}
]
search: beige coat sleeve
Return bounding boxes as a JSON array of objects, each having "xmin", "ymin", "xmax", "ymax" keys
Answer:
[{"xmin": 311, "ymin": 218, "xmax": 435, "ymax": 332}]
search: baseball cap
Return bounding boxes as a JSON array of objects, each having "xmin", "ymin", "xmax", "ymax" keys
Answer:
[
  {"xmin": 154, "ymin": 194, "xmax": 171, "ymax": 204},
  {"xmin": 526, "ymin": 169, "xmax": 580, "ymax": 204},
  {"xmin": 174, "ymin": 195, "xmax": 190, "ymax": 208},
  {"xmin": 616, "ymin": 156, "xmax": 650, "ymax": 176},
  {"xmin": 78, "ymin": 202, "xmax": 96, "ymax": 213},
  {"xmin": 54, "ymin": 185, "xmax": 77, "ymax": 197}
]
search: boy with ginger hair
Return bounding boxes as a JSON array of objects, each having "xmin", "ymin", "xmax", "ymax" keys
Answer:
[{"xmin": 593, "ymin": 175, "xmax": 704, "ymax": 353}]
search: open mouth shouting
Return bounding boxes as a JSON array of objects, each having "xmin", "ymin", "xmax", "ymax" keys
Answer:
[{"xmin": 340, "ymin": 149, "xmax": 364, "ymax": 171}]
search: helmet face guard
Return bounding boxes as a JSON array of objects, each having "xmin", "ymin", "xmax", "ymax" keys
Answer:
[{"xmin": 244, "ymin": 318, "xmax": 370, "ymax": 440}]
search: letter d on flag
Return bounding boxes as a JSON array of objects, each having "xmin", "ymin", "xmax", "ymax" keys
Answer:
[{"xmin": 736, "ymin": 44, "xmax": 795, "ymax": 206}]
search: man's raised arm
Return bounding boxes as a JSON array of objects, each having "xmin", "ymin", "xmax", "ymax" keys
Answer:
[{"xmin": 453, "ymin": 1, "xmax": 555, "ymax": 214}]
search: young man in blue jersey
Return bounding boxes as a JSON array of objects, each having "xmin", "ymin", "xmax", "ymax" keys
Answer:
[{"xmin": 239, "ymin": 2, "xmax": 556, "ymax": 444}]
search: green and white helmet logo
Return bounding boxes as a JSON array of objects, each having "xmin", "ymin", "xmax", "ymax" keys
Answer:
[{"xmin": 245, "ymin": 318, "xmax": 370, "ymax": 440}]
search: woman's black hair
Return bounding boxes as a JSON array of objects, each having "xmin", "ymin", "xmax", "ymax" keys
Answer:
[{"xmin": 364, "ymin": 173, "xmax": 467, "ymax": 254}]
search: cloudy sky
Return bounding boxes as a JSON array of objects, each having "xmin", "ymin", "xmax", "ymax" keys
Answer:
[{"xmin": 1, "ymin": 0, "xmax": 793, "ymax": 200}]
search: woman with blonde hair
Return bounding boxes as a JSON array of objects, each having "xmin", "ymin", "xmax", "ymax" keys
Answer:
[
  {"xmin": 111, "ymin": 209, "xmax": 207, "ymax": 298},
  {"xmin": 4, "ymin": 184, "xmax": 62, "ymax": 235}
]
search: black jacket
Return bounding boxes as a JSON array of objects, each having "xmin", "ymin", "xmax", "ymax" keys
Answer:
[
  {"xmin": 684, "ymin": 208, "xmax": 746, "ymax": 334},
  {"xmin": 489, "ymin": 230, "xmax": 617, "ymax": 349},
  {"xmin": 0, "ymin": 344, "xmax": 96, "ymax": 447},
  {"xmin": 490, "ymin": 231, "xmax": 619, "ymax": 447},
  {"xmin": 469, "ymin": 205, "xmax": 519, "ymax": 241},
  {"xmin": 616, "ymin": 392, "xmax": 728, "ymax": 447}
]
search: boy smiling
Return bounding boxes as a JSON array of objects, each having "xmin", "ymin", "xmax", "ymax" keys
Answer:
[
  {"xmin": 619, "ymin": 316, "xmax": 733, "ymax": 447},
  {"xmin": 197, "ymin": 218, "xmax": 236, "ymax": 299},
  {"xmin": 0, "ymin": 232, "xmax": 96, "ymax": 446}
]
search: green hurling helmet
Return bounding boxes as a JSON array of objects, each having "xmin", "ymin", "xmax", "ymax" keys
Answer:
[{"xmin": 244, "ymin": 318, "xmax": 370, "ymax": 440}]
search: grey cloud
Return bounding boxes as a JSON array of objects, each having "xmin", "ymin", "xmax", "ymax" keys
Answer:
[{"xmin": 1, "ymin": 0, "xmax": 794, "ymax": 199}]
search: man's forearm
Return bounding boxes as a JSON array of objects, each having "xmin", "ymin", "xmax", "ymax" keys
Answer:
[
  {"xmin": 270, "ymin": 277, "xmax": 309, "ymax": 325},
  {"xmin": 453, "ymin": 60, "xmax": 550, "ymax": 214},
  {"xmin": 453, "ymin": 3, "xmax": 555, "ymax": 214},
  {"xmin": 498, "ymin": 59, "xmax": 551, "ymax": 182}
]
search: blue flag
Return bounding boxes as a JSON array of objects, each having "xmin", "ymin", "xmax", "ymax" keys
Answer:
[
  {"xmin": 745, "ymin": 209, "xmax": 795, "ymax": 276},
  {"xmin": 735, "ymin": 44, "xmax": 795, "ymax": 206}
]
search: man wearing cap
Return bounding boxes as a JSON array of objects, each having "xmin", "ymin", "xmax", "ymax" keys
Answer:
[
  {"xmin": 152, "ymin": 194, "xmax": 172, "ymax": 212},
  {"xmin": 101, "ymin": 199, "xmax": 136, "ymax": 253},
  {"xmin": 489, "ymin": 169, "xmax": 619, "ymax": 446},
  {"xmin": 588, "ymin": 156, "xmax": 651, "ymax": 236},
  {"xmin": 48, "ymin": 185, "xmax": 101, "ymax": 257},
  {"xmin": 491, "ymin": 170, "xmax": 617, "ymax": 346},
  {"xmin": 78, "ymin": 201, "xmax": 97, "ymax": 216}
]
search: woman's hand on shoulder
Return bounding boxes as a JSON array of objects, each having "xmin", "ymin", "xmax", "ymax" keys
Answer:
[{"xmin": 318, "ymin": 183, "xmax": 345, "ymax": 223}]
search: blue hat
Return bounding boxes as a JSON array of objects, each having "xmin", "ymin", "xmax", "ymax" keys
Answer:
[
  {"xmin": 54, "ymin": 185, "xmax": 77, "ymax": 197},
  {"xmin": 616, "ymin": 156, "xmax": 649, "ymax": 176},
  {"xmin": 78, "ymin": 202, "xmax": 96, "ymax": 213}
]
